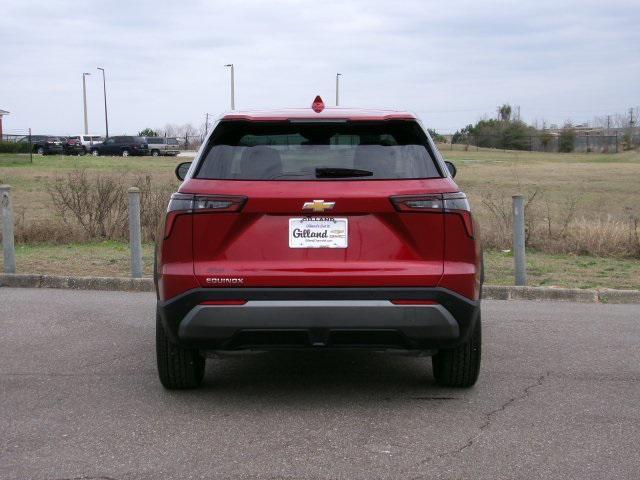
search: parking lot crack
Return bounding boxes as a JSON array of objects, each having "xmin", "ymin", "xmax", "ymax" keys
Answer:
[
  {"xmin": 408, "ymin": 371, "xmax": 551, "ymax": 477},
  {"xmin": 452, "ymin": 371, "xmax": 550, "ymax": 455}
]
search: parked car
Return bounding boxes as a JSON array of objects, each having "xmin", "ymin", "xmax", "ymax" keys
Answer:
[
  {"xmin": 17, "ymin": 135, "xmax": 64, "ymax": 155},
  {"xmin": 155, "ymin": 96, "xmax": 483, "ymax": 390},
  {"xmin": 144, "ymin": 137, "xmax": 180, "ymax": 156},
  {"xmin": 68, "ymin": 134, "xmax": 104, "ymax": 153},
  {"xmin": 90, "ymin": 136, "xmax": 148, "ymax": 156},
  {"xmin": 62, "ymin": 137, "xmax": 86, "ymax": 155}
]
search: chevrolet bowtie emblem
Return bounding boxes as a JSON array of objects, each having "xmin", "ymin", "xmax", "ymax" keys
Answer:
[{"xmin": 302, "ymin": 199, "xmax": 335, "ymax": 212}]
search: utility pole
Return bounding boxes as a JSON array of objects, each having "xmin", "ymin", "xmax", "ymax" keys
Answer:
[
  {"xmin": 335, "ymin": 73, "xmax": 342, "ymax": 106},
  {"xmin": 97, "ymin": 67, "xmax": 109, "ymax": 138},
  {"xmin": 607, "ymin": 115, "xmax": 611, "ymax": 134},
  {"xmin": 82, "ymin": 72, "xmax": 91, "ymax": 134},
  {"xmin": 224, "ymin": 64, "xmax": 235, "ymax": 110},
  {"xmin": 205, "ymin": 113, "xmax": 209, "ymax": 134},
  {"xmin": 630, "ymin": 108, "xmax": 635, "ymax": 128}
]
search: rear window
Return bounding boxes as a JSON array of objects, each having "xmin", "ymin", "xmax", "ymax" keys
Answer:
[{"xmin": 195, "ymin": 120, "xmax": 441, "ymax": 180}]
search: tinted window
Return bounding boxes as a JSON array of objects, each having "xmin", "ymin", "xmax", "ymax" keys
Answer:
[
  {"xmin": 147, "ymin": 137, "xmax": 163, "ymax": 143},
  {"xmin": 167, "ymin": 138, "xmax": 179, "ymax": 145},
  {"xmin": 196, "ymin": 121, "xmax": 440, "ymax": 180}
]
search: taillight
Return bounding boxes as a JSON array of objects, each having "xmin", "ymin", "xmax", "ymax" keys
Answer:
[
  {"xmin": 193, "ymin": 195, "xmax": 246, "ymax": 212},
  {"xmin": 164, "ymin": 193, "xmax": 247, "ymax": 238},
  {"xmin": 390, "ymin": 192, "xmax": 474, "ymax": 238},
  {"xmin": 443, "ymin": 192, "xmax": 474, "ymax": 238},
  {"xmin": 390, "ymin": 195, "xmax": 442, "ymax": 212}
]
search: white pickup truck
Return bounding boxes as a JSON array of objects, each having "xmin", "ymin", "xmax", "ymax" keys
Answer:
[{"xmin": 144, "ymin": 137, "xmax": 180, "ymax": 156}]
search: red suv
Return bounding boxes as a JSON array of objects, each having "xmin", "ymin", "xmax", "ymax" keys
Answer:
[{"xmin": 155, "ymin": 97, "xmax": 482, "ymax": 390}]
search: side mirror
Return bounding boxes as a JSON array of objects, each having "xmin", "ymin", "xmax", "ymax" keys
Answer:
[
  {"xmin": 175, "ymin": 161, "xmax": 191, "ymax": 181},
  {"xmin": 445, "ymin": 160, "xmax": 457, "ymax": 178}
]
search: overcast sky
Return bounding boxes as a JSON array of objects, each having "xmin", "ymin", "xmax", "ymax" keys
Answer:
[{"xmin": 1, "ymin": 0, "xmax": 639, "ymax": 135}]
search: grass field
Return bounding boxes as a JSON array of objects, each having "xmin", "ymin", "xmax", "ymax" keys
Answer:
[{"xmin": 1, "ymin": 149, "xmax": 639, "ymax": 288}]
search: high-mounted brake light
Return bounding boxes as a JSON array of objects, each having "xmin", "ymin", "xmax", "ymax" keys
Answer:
[
  {"xmin": 164, "ymin": 193, "xmax": 247, "ymax": 238},
  {"xmin": 311, "ymin": 95, "xmax": 325, "ymax": 113}
]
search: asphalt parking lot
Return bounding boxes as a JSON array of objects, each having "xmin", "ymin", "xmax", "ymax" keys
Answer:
[{"xmin": 1, "ymin": 288, "xmax": 639, "ymax": 480}]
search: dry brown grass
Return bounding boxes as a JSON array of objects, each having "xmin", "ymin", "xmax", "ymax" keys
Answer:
[
  {"xmin": 11, "ymin": 169, "xmax": 174, "ymax": 244},
  {"xmin": 474, "ymin": 188, "xmax": 640, "ymax": 258}
]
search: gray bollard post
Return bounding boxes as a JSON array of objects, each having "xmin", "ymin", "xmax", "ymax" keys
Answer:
[
  {"xmin": 1, "ymin": 185, "xmax": 16, "ymax": 273},
  {"xmin": 512, "ymin": 194, "xmax": 526, "ymax": 286},
  {"xmin": 128, "ymin": 187, "xmax": 143, "ymax": 278}
]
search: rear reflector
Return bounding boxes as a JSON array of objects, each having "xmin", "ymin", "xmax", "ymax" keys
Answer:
[
  {"xmin": 391, "ymin": 299, "xmax": 438, "ymax": 305},
  {"xmin": 201, "ymin": 300, "xmax": 247, "ymax": 306}
]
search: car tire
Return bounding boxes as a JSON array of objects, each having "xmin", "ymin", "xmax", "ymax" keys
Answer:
[
  {"xmin": 37, "ymin": 147, "xmax": 45, "ymax": 155},
  {"xmin": 432, "ymin": 314, "xmax": 481, "ymax": 388},
  {"xmin": 91, "ymin": 149, "xmax": 99, "ymax": 156},
  {"xmin": 151, "ymin": 150, "xmax": 160, "ymax": 157},
  {"xmin": 156, "ymin": 313, "xmax": 205, "ymax": 389},
  {"xmin": 81, "ymin": 147, "xmax": 87, "ymax": 156},
  {"xmin": 122, "ymin": 149, "xmax": 130, "ymax": 157}
]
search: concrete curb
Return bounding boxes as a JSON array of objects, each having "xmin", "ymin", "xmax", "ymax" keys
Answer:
[
  {"xmin": 0, "ymin": 273, "xmax": 638, "ymax": 303},
  {"xmin": 482, "ymin": 285, "xmax": 640, "ymax": 304},
  {"xmin": 0, "ymin": 274, "xmax": 154, "ymax": 292}
]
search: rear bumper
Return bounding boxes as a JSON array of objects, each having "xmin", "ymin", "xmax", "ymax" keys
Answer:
[{"xmin": 157, "ymin": 287, "xmax": 480, "ymax": 351}]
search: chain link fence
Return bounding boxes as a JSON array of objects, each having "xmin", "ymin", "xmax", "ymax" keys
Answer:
[{"xmin": 1, "ymin": 131, "xmax": 33, "ymax": 162}]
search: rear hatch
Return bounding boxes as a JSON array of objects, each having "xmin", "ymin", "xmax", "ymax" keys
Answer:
[{"xmin": 182, "ymin": 120, "xmax": 454, "ymax": 288}]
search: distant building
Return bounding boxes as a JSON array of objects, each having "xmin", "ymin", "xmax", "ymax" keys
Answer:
[{"xmin": 0, "ymin": 109, "xmax": 9, "ymax": 139}]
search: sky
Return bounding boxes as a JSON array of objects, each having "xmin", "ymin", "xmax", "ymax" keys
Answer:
[{"xmin": 1, "ymin": 0, "xmax": 639, "ymax": 135}]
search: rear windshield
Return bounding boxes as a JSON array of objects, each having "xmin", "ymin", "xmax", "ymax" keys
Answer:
[{"xmin": 195, "ymin": 120, "xmax": 441, "ymax": 180}]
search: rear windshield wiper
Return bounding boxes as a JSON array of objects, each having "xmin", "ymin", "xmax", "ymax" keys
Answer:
[{"xmin": 315, "ymin": 167, "xmax": 373, "ymax": 178}]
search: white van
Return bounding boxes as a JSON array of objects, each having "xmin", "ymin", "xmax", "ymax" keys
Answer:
[{"xmin": 68, "ymin": 134, "xmax": 104, "ymax": 153}]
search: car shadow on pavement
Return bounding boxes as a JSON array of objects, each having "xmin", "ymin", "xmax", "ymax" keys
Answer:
[{"xmin": 185, "ymin": 351, "xmax": 466, "ymax": 402}]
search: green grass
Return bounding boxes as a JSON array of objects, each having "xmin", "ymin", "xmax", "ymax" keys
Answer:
[
  {"xmin": 6, "ymin": 241, "xmax": 155, "ymax": 277},
  {"xmin": 485, "ymin": 249, "xmax": 640, "ymax": 290},
  {"xmin": 0, "ymin": 152, "xmax": 182, "ymax": 173}
]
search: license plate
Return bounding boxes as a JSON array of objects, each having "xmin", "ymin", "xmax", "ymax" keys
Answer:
[{"xmin": 289, "ymin": 217, "xmax": 348, "ymax": 248}]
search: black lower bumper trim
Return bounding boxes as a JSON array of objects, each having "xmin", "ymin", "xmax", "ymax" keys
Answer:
[{"xmin": 157, "ymin": 287, "xmax": 480, "ymax": 351}]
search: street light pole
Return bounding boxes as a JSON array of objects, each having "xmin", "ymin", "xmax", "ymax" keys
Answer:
[
  {"xmin": 97, "ymin": 67, "xmax": 109, "ymax": 138},
  {"xmin": 82, "ymin": 72, "xmax": 91, "ymax": 134},
  {"xmin": 336, "ymin": 73, "xmax": 342, "ymax": 106},
  {"xmin": 224, "ymin": 64, "xmax": 235, "ymax": 110}
]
